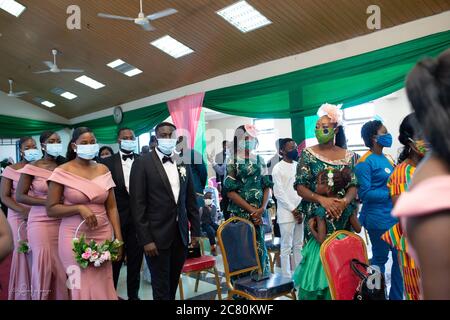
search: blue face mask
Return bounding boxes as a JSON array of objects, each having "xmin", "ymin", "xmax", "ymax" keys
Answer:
[
  {"xmin": 24, "ymin": 149, "xmax": 41, "ymax": 162},
  {"xmin": 76, "ymin": 144, "xmax": 99, "ymax": 160},
  {"xmin": 376, "ymin": 133, "xmax": 393, "ymax": 148},
  {"xmin": 157, "ymin": 139, "xmax": 177, "ymax": 155},
  {"xmin": 45, "ymin": 143, "xmax": 63, "ymax": 157},
  {"xmin": 286, "ymin": 149, "xmax": 299, "ymax": 161},
  {"xmin": 120, "ymin": 139, "xmax": 137, "ymax": 152}
]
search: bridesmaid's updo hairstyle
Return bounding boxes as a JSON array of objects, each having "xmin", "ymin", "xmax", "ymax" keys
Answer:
[
  {"xmin": 406, "ymin": 49, "xmax": 450, "ymax": 168},
  {"xmin": 397, "ymin": 113, "xmax": 421, "ymax": 164},
  {"xmin": 67, "ymin": 127, "xmax": 94, "ymax": 161}
]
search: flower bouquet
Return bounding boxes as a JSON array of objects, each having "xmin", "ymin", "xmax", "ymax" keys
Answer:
[
  {"xmin": 17, "ymin": 221, "xmax": 30, "ymax": 254},
  {"xmin": 73, "ymin": 234, "xmax": 123, "ymax": 269},
  {"xmin": 17, "ymin": 240, "xmax": 30, "ymax": 254}
]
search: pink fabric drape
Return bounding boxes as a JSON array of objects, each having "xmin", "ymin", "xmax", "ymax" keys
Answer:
[{"xmin": 167, "ymin": 92, "xmax": 205, "ymax": 148}]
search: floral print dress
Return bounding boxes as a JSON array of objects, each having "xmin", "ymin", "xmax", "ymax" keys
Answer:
[
  {"xmin": 224, "ymin": 155, "xmax": 273, "ymax": 274},
  {"xmin": 294, "ymin": 147, "xmax": 358, "ymax": 242}
]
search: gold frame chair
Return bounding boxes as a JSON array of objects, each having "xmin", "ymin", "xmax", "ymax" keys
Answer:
[
  {"xmin": 320, "ymin": 230, "xmax": 369, "ymax": 300},
  {"xmin": 217, "ymin": 216, "xmax": 296, "ymax": 300},
  {"xmin": 178, "ymin": 238, "xmax": 222, "ymax": 300}
]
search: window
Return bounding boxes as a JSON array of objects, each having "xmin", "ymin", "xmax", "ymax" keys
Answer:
[
  {"xmin": 343, "ymin": 103, "xmax": 375, "ymax": 155},
  {"xmin": 0, "ymin": 138, "xmax": 20, "ymax": 167},
  {"xmin": 253, "ymin": 119, "xmax": 277, "ymax": 163}
]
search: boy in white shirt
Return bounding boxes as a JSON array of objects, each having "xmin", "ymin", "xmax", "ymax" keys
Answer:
[{"xmin": 272, "ymin": 138, "xmax": 303, "ymax": 277}]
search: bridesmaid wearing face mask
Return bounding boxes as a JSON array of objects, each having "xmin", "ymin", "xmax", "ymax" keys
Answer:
[
  {"xmin": 224, "ymin": 124, "xmax": 273, "ymax": 276},
  {"xmin": 355, "ymin": 120, "xmax": 404, "ymax": 300},
  {"xmin": 382, "ymin": 113, "xmax": 429, "ymax": 300},
  {"xmin": 15, "ymin": 131, "xmax": 69, "ymax": 300},
  {"xmin": 0, "ymin": 136, "xmax": 37, "ymax": 300},
  {"xmin": 46, "ymin": 127, "xmax": 123, "ymax": 300}
]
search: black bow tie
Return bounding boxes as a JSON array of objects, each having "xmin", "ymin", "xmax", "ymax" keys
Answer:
[
  {"xmin": 122, "ymin": 153, "xmax": 134, "ymax": 161},
  {"xmin": 162, "ymin": 155, "xmax": 173, "ymax": 164}
]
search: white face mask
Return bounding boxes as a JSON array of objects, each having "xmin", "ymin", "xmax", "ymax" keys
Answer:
[
  {"xmin": 204, "ymin": 199, "xmax": 213, "ymax": 206},
  {"xmin": 120, "ymin": 139, "xmax": 137, "ymax": 152},
  {"xmin": 45, "ymin": 143, "xmax": 63, "ymax": 157},
  {"xmin": 75, "ymin": 144, "xmax": 99, "ymax": 160},
  {"xmin": 157, "ymin": 138, "xmax": 177, "ymax": 155},
  {"xmin": 23, "ymin": 149, "xmax": 41, "ymax": 162}
]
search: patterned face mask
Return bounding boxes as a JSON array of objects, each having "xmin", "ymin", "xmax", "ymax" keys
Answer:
[
  {"xmin": 409, "ymin": 138, "xmax": 430, "ymax": 157},
  {"xmin": 315, "ymin": 128, "xmax": 335, "ymax": 144}
]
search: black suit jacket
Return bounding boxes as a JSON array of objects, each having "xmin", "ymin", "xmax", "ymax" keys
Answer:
[
  {"xmin": 102, "ymin": 152, "xmax": 139, "ymax": 228},
  {"xmin": 129, "ymin": 151, "xmax": 200, "ymax": 249}
]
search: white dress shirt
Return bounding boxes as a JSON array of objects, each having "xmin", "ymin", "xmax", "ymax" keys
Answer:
[
  {"xmin": 119, "ymin": 150, "xmax": 134, "ymax": 193},
  {"xmin": 272, "ymin": 160, "xmax": 302, "ymax": 224},
  {"xmin": 156, "ymin": 148, "xmax": 180, "ymax": 204}
]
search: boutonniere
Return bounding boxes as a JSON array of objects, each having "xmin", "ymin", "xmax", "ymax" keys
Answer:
[{"xmin": 178, "ymin": 165, "xmax": 187, "ymax": 181}]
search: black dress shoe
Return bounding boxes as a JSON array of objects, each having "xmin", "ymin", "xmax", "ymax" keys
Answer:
[{"xmin": 128, "ymin": 297, "xmax": 141, "ymax": 301}]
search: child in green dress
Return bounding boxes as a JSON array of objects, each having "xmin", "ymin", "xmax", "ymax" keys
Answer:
[{"xmin": 293, "ymin": 168, "xmax": 361, "ymax": 300}]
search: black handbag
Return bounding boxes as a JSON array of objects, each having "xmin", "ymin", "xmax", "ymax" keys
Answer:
[
  {"xmin": 351, "ymin": 259, "xmax": 387, "ymax": 300},
  {"xmin": 187, "ymin": 246, "xmax": 201, "ymax": 259}
]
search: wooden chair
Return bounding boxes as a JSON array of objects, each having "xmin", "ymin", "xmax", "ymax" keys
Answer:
[
  {"xmin": 217, "ymin": 217, "xmax": 295, "ymax": 300},
  {"xmin": 178, "ymin": 239, "xmax": 222, "ymax": 300},
  {"xmin": 320, "ymin": 230, "xmax": 369, "ymax": 300}
]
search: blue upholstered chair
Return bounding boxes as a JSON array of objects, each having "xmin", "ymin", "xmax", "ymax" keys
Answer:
[
  {"xmin": 262, "ymin": 210, "xmax": 281, "ymax": 273},
  {"xmin": 217, "ymin": 217, "xmax": 295, "ymax": 300}
]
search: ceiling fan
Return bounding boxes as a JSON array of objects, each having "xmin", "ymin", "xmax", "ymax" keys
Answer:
[
  {"xmin": 97, "ymin": 0, "xmax": 177, "ymax": 31},
  {"xmin": 7, "ymin": 79, "xmax": 28, "ymax": 98},
  {"xmin": 34, "ymin": 49, "xmax": 84, "ymax": 74}
]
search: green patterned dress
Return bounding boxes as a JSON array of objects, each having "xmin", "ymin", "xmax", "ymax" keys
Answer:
[
  {"xmin": 224, "ymin": 155, "xmax": 273, "ymax": 275},
  {"xmin": 292, "ymin": 147, "xmax": 358, "ymax": 300}
]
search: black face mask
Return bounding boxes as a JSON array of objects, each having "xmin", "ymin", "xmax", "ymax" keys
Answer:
[{"xmin": 286, "ymin": 149, "xmax": 299, "ymax": 161}]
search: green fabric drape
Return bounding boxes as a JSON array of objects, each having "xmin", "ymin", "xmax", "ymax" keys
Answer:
[
  {"xmin": 0, "ymin": 114, "xmax": 66, "ymax": 138},
  {"xmin": 203, "ymin": 31, "xmax": 450, "ymax": 141},
  {"xmin": 73, "ymin": 102, "xmax": 170, "ymax": 144},
  {"xmin": 1, "ymin": 31, "xmax": 448, "ymax": 144}
]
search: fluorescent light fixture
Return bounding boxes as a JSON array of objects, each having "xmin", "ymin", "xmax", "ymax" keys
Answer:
[
  {"xmin": 60, "ymin": 91, "xmax": 77, "ymax": 100},
  {"xmin": 51, "ymin": 87, "xmax": 78, "ymax": 100},
  {"xmin": 0, "ymin": 0, "xmax": 26, "ymax": 17},
  {"xmin": 217, "ymin": 0, "xmax": 272, "ymax": 33},
  {"xmin": 75, "ymin": 75, "xmax": 105, "ymax": 89},
  {"xmin": 41, "ymin": 100, "xmax": 55, "ymax": 108},
  {"xmin": 151, "ymin": 35, "xmax": 194, "ymax": 59},
  {"xmin": 124, "ymin": 68, "xmax": 143, "ymax": 77},
  {"xmin": 107, "ymin": 59, "xmax": 143, "ymax": 77},
  {"xmin": 107, "ymin": 59, "xmax": 126, "ymax": 68}
]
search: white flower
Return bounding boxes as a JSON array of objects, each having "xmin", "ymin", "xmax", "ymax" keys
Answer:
[
  {"xmin": 94, "ymin": 260, "xmax": 102, "ymax": 267},
  {"xmin": 178, "ymin": 166, "xmax": 187, "ymax": 180}
]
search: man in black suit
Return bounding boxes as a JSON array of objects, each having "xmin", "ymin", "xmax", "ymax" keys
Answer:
[
  {"xmin": 130, "ymin": 122, "xmax": 200, "ymax": 300},
  {"xmin": 102, "ymin": 128, "xmax": 143, "ymax": 300}
]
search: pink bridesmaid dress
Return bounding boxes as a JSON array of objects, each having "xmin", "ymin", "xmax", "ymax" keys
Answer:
[
  {"xmin": 392, "ymin": 175, "xmax": 450, "ymax": 264},
  {"xmin": 19, "ymin": 164, "xmax": 68, "ymax": 300},
  {"xmin": 2, "ymin": 166, "xmax": 32, "ymax": 300},
  {"xmin": 48, "ymin": 168, "xmax": 118, "ymax": 300}
]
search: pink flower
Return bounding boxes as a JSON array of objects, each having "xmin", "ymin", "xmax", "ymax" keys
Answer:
[
  {"xmin": 317, "ymin": 103, "xmax": 343, "ymax": 125},
  {"xmin": 81, "ymin": 252, "xmax": 91, "ymax": 260},
  {"xmin": 244, "ymin": 124, "xmax": 259, "ymax": 137},
  {"xmin": 100, "ymin": 251, "xmax": 111, "ymax": 262}
]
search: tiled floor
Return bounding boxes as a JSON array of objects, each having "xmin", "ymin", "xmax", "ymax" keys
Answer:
[{"xmin": 117, "ymin": 230, "xmax": 394, "ymax": 300}]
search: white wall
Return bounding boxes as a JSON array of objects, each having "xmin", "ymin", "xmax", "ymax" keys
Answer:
[{"xmin": 0, "ymin": 91, "xmax": 68, "ymax": 124}]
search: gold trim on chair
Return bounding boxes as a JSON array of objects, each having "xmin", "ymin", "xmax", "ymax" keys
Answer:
[
  {"xmin": 217, "ymin": 216, "xmax": 296, "ymax": 300},
  {"xmin": 319, "ymin": 230, "xmax": 369, "ymax": 300}
]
